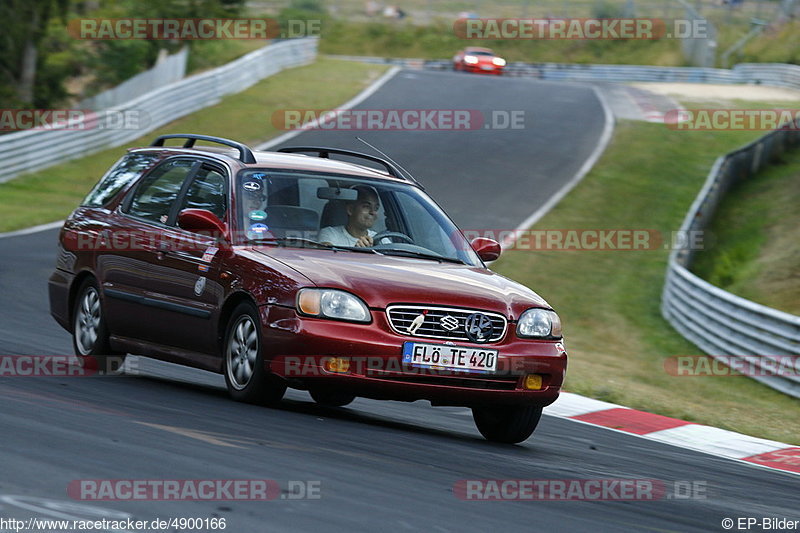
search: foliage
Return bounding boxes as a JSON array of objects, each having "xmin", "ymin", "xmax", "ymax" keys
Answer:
[
  {"xmin": 0, "ymin": 0, "xmax": 248, "ymax": 108},
  {"xmin": 0, "ymin": 0, "xmax": 71, "ymax": 107}
]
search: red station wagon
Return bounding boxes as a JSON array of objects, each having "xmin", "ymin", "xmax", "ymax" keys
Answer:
[{"xmin": 48, "ymin": 134, "xmax": 567, "ymax": 443}]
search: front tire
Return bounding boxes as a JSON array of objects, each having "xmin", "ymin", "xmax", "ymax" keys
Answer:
[
  {"xmin": 223, "ymin": 302, "xmax": 286, "ymax": 405},
  {"xmin": 72, "ymin": 277, "xmax": 126, "ymax": 374},
  {"xmin": 472, "ymin": 405, "xmax": 543, "ymax": 444}
]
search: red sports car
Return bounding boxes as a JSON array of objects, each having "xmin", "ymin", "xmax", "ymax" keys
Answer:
[
  {"xmin": 48, "ymin": 134, "xmax": 566, "ymax": 443},
  {"xmin": 453, "ymin": 47, "xmax": 507, "ymax": 75}
]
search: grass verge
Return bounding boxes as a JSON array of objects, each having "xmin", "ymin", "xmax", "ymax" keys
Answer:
[
  {"xmin": 493, "ymin": 120, "xmax": 800, "ymax": 445},
  {"xmin": 0, "ymin": 59, "xmax": 388, "ymax": 233},
  {"xmin": 690, "ymin": 150, "xmax": 800, "ymax": 315},
  {"xmin": 319, "ymin": 20, "xmax": 684, "ymax": 66}
]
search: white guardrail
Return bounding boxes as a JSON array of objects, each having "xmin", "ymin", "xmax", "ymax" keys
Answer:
[
  {"xmin": 0, "ymin": 38, "xmax": 318, "ymax": 184},
  {"xmin": 331, "ymin": 55, "xmax": 800, "ymax": 89},
  {"xmin": 661, "ymin": 128, "xmax": 800, "ymax": 399},
  {"xmin": 77, "ymin": 47, "xmax": 189, "ymax": 111}
]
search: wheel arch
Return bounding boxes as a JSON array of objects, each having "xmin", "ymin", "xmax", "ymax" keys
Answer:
[
  {"xmin": 217, "ymin": 290, "xmax": 261, "ymax": 354},
  {"xmin": 67, "ymin": 269, "xmax": 98, "ymax": 331}
]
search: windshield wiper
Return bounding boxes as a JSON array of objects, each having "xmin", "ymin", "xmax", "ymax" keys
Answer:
[
  {"xmin": 248, "ymin": 237, "xmax": 382, "ymax": 254},
  {"xmin": 377, "ymin": 248, "xmax": 466, "ymax": 264}
]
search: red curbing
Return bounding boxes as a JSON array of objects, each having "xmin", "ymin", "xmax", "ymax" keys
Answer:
[
  {"xmin": 545, "ymin": 392, "xmax": 799, "ymax": 477},
  {"xmin": 571, "ymin": 407, "xmax": 694, "ymax": 435},
  {"xmin": 741, "ymin": 448, "xmax": 800, "ymax": 474}
]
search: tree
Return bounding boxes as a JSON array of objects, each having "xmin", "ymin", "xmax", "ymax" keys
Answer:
[{"xmin": 0, "ymin": 0, "xmax": 70, "ymax": 106}]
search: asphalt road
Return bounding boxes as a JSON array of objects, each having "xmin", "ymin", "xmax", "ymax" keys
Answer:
[{"xmin": 1, "ymin": 70, "xmax": 797, "ymax": 533}]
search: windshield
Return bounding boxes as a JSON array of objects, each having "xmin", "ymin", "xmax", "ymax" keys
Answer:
[{"xmin": 235, "ymin": 170, "xmax": 481, "ymax": 266}]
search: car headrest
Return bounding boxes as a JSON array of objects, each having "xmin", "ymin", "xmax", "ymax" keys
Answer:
[
  {"xmin": 320, "ymin": 199, "xmax": 349, "ymax": 229},
  {"xmin": 264, "ymin": 205, "xmax": 319, "ymax": 237}
]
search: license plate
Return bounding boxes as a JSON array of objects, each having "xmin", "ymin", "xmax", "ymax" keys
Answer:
[
  {"xmin": 402, "ymin": 342, "xmax": 498, "ymax": 373},
  {"xmin": 480, "ymin": 65, "xmax": 493, "ymax": 70}
]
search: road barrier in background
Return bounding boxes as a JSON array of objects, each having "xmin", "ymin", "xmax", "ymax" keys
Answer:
[
  {"xmin": 77, "ymin": 47, "xmax": 189, "ymax": 111},
  {"xmin": 330, "ymin": 55, "xmax": 800, "ymax": 89},
  {"xmin": 0, "ymin": 38, "xmax": 318, "ymax": 184},
  {"xmin": 661, "ymin": 122, "xmax": 800, "ymax": 399}
]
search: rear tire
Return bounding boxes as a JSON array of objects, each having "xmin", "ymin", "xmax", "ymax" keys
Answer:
[
  {"xmin": 309, "ymin": 389, "xmax": 356, "ymax": 407},
  {"xmin": 223, "ymin": 302, "xmax": 286, "ymax": 405},
  {"xmin": 72, "ymin": 277, "xmax": 126, "ymax": 374},
  {"xmin": 472, "ymin": 405, "xmax": 543, "ymax": 444}
]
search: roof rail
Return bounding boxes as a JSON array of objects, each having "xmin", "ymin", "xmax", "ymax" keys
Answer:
[
  {"xmin": 278, "ymin": 146, "xmax": 414, "ymax": 183},
  {"xmin": 151, "ymin": 134, "xmax": 256, "ymax": 164}
]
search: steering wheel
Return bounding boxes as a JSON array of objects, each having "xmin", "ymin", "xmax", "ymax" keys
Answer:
[{"xmin": 372, "ymin": 231, "xmax": 414, "ymax": 244}]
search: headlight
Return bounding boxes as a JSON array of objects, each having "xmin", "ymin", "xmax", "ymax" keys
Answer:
[
  {"xmin": 297, "ymin": 289, "xmax": 370, "ymax": 323},
  {"xmin": 492, "ymin": 57, "xmax": 506, "ymax": 66},
  {"xmin": 517, "ymin": 308, "xmax": 562, "ymax": 338},
  {"xmin": 464, "ymin": 55, "xmax": 479, "ymax": 64}
]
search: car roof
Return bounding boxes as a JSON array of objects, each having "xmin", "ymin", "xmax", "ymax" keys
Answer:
[{"xmin": 129, "ymin": 145, "xmax": 411, "ymax": 184}]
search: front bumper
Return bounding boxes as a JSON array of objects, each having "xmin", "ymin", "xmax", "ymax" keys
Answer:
[
  {"xmin": 261, "ymin": 306, "xmax": 566, "ymax": 407},
  {"xmin": 48, "ymin": 268, "xmax": 74, "ymax": 332},
  {"xmin": 461, "ymin": 63, "xmax": 504, "ymax": 75}
]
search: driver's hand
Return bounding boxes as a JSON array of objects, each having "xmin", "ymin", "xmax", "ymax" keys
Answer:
[{"xmin": 354, "ymin": 235, "xmax": 374, "ymax": 247}]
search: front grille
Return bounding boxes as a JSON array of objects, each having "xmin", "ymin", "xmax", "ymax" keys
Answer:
[{"xmin": 386, "ymin": 305, "xmax": 507, "ymax": 343}]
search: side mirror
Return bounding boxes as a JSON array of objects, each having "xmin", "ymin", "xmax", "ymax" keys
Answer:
[
  {"xmin": 471, "ymin": 237, "xmax": 501, "ymax": 262},
  {"xmin": 178, "ymin": 209, "xmax": 229, "ymax": 243}
]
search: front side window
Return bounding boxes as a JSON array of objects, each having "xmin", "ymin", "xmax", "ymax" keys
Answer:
[
  {"xmin": 235, "ymin": 169, "xmax": 481, "ymax": 266},
  {"xmin": 176, "ymin": 166, "xmax": 228, "ymax": 221},
  {"xmin": 82, "ymin": 153, "xmax": 160, "ymax": 207},
  {"xmin": 126, "ymin": 159, "xmax": 197, "ymax": 224}
]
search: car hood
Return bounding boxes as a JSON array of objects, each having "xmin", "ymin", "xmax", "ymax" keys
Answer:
[{"xmin": 258, "ymin": 248, "xmax": 551, "ymax": 318}]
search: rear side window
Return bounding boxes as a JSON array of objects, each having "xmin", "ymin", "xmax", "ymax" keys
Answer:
[{"xmin": 82, "ymin": 153, "xmax": 160, "ymax": 207}]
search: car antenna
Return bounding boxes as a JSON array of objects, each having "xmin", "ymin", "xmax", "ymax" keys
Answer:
[{"xmin": 356, "ymin": 137, "xmax": 420, "ymax": 186}]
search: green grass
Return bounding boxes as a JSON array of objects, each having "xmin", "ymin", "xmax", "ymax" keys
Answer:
[
  {"xmin": 492, "ymin": 120, "xmax": 800, "ymax": 445},
  {"xmin": 0, "ymin": 59, "xmax": 388, "ymax": 233},
  {"xmin": 187, "ymin": 40, "xmax": 272, "ymax": 74},
  {"xmin": 690, "ymin": 149, "xmax": 800, "ymax": 315},
  {"xmin": 737, "ymin": 20, "xmax": 800, "ymax": 66},
  {"xmin": 319, "ymin": 19, "xmax": 685, "ymax": 66},
  {"xmin": 317, "ymin": 17, "xmax": 800, "ymax": 68}
]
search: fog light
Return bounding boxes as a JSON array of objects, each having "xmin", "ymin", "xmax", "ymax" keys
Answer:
[
  {"xmin": 524, "ymin": 374, "xmax": 543, "ymax": 390},
  {"xmin": 323, "ymin": 357, "xmax": 350, "ymax": 373}
]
